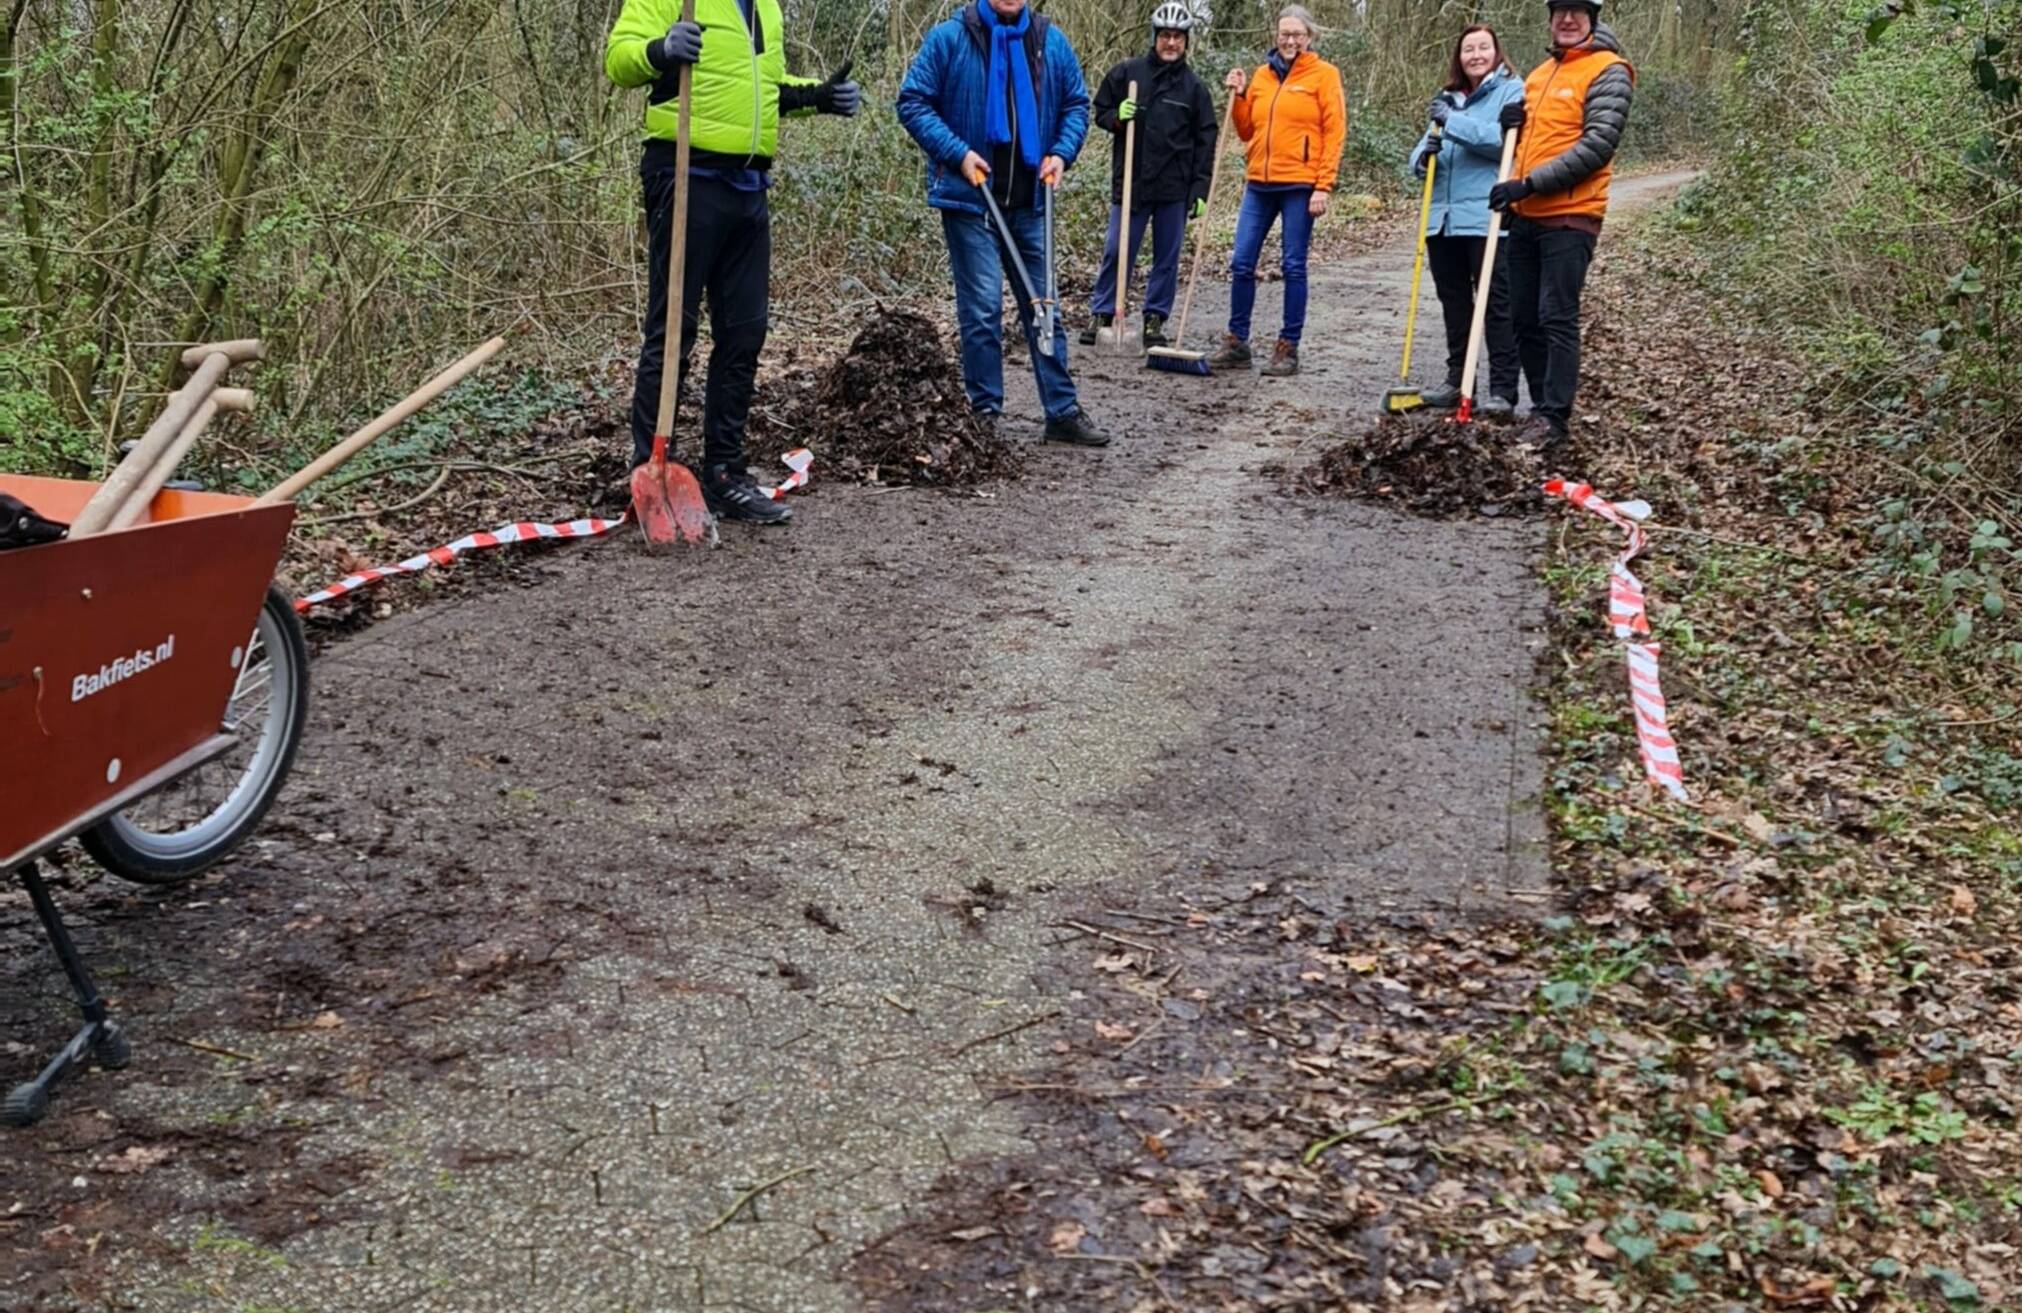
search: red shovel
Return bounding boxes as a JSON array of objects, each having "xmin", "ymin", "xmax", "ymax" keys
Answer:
[{"xmin": 632, "ymin": 0, "xmax": 714, "ymax": 548}]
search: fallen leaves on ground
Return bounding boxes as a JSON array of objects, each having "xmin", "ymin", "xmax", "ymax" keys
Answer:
[{"xmin": 853, "ymin": 218, "xmax": 2022, "ymax": 1312}]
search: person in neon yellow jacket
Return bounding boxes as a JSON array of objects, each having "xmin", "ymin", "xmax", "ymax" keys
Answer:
[{"xmin": 606, "ymin": 0, "xmax": 859, "ymax": 524}]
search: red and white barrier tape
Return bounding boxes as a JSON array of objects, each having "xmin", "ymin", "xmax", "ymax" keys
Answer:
[
  {"xmin": 295, "ymin": 515, "xmax": 625, "ymax": 612},
  {"xmin": 296, "ymin": 449, "xmax": 814, "ymax": 612},
  {"xmin": 764, "ymin": 447, "xmax": 813, "ymax": 500},
  {"xmin": 1544, "ymin": 478, "xmax": 1688, "ymax": 802}
]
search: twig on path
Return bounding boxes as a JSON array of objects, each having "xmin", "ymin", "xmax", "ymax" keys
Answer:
[
  {"xmin": 1117, "ymin": 1019, "xmax": 1164, "ymax": 1057},
  {"xmin": 1301, "ymin": 1094, "xmax": 1492, "ymax": 1166},
  {"xmin": 1620, "ymin": 799, "xmax": 1746, "ymax": 848},
  {"xmin": 1101, "ymin": 908, "xmax": 1198, "ymax": 929},
  {"xmin": 165, "ymin": 1036, "xmax": 260, "ymax": 1063},
  {"xmin": 1055, "ymin": 1253, "xmax": 1184, "ymax": 1312},
  {"xmin": 701, "ymin": 1165, "xmax": 815, "ymax": 1235},
  {"xmin": 952, "ymin": 1008, "xmax": 1063, "ymax": 1058},
  {"xmin": 880, "ymin": 992, "xmax": 917, "ymax": 1015},
  {"xmin": 1054, "ymin": 920, "xmax": 1162, "ymax": 955}
]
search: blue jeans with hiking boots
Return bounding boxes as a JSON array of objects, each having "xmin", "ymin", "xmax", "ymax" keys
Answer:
[
  {"xmin": 1228, "ymin": 185, "xmax": 1314, "ymax": 345},
  {"xmin": 941, "ymin": 207, "xmax": 1078, "ymax": 422}
]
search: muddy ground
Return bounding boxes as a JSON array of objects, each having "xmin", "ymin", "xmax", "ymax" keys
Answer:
[{"xmin": 2, "ymin": 174, "xmax": 1695, "ymax": 1311}]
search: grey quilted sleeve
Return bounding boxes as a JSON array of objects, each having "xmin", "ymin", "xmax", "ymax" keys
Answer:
[{"xmin": 1524, "ymin": 63, "xmax": 1633, "ymax": 196}]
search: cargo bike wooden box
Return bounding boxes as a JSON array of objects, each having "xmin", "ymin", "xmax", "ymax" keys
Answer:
[{"xmin": 1, "ymin": 473, "xmax": 308, "ymax": 1126}]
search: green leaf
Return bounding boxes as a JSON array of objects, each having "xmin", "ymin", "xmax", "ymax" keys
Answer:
[
  {"xmin": 1690, "ymin": 1239, "xmax": 1724, "ymax": 1261},
  {"xmin": 1614, "ymin": 1233, "xmax": 1659, "ymax": 1264},
  {"xmin": 1671, "ymin": 1272, "xmax": 1701, "ymax": 1293},
  {"xmin": 1540, "ymin": 980, "xmax": 1586, "ymax": 1010},
  {"xmin": 1864, "ymin": 2, "xmax": 1905, "ymax": 42},
  {"xmin": 1985, "ymin": 592, "xmax": 2005, "ymax": 618},
  {"xmin": 1657, "ymin": 1209, "xmax": 1701, "ymax": 1232},
  {"xmin": 1925, "ymin": 1266, "xmax": 1981, "ymax": 1304},
  {"xmin": 1871, "ymin": 1257, "xmax": 1903, "ymax": 1277}
]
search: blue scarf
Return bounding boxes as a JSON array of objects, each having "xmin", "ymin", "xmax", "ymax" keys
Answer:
[
  {"xmin": 1268, "ymin": 48, "xmax": 1300, "ymax": 82},
  {"xmin": 981, "ymin": 1, "xmax": 1042, "ymax": 169}
]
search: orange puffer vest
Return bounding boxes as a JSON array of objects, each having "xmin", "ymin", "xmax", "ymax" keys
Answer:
[
  {"xmin": 1512, "ymin": 35, "xmax": 1634, "ymax": 221},
  {"xmin": 1231, "ymin": 52, "xmax": 1345, "ymax": 191}
]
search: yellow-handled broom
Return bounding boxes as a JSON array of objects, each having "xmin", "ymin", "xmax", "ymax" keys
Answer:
[{"xmin": 1381, "ymin": 127, "xmax": 1441, "ymax": 414}]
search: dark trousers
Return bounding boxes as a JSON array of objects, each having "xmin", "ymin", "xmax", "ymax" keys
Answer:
[
  {"xmin": 1505, "ymin": 216, "xmax": 1597, "ymax": 432},
  {"xmin": 1425, "ymin": 232, "xmax": 1519, "ymax": 401},
  {"xmin": 1091, "ymin": 200, "xmax": 1188, "ymax": 320},
  {"xmin": 629, "ymin": 165, "xmax": 771, "ymax": 471}
]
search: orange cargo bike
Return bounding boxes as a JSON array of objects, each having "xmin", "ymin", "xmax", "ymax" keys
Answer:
[{"xmin": 1, "ymin": 474, "xmax": 308, "ymax": 1127}]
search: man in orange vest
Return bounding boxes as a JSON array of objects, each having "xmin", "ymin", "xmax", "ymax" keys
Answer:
[{"xmin": 1487, "ymin": 0, "xmax": 1633, "ymax": 447}]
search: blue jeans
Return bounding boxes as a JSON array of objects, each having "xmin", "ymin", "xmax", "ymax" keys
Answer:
[
  {"xmin": 940, "ymin": 208, "xmax": 1077, "ymax": 421},
  {"xmin": 1228, "ymin": 185, "xmax": 1314, "ymax": 345},
  {"xmin": 1091, "ymin": 200, "xmax": 1188, "ymax": 319}
]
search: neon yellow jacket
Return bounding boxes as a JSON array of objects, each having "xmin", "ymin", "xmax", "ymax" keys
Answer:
[{"xmin": 605, "ymin": 0, "xmax": 822, "ymax": 170}]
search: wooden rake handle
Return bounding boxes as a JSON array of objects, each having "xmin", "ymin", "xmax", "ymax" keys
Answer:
[{"xmin": 1458, "ymin": 127, "xmax": 1520, "ymax": 406}]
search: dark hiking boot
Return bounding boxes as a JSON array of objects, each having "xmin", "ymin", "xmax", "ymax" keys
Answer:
[
  {"xmin": 1141, "ymin": 314, "xmax": 1169, "ymax": 350},
  {"xmin": 1259, "ymin": 338, "xmax": 1300, "ymax": 377},
  {"xmin": 1510, "ymin": 416, "xmax": 1568, "ymax": 447},
  {"xmin": 1479, "ymin": 394, "xmax": 1516, "ymax": 420},
  {"xmin": 971, "ymin": 409, "xmax": 1000, "ymax": 440},
  {"xmin": 1043, "ymin": 409, "xmax": 1112, "ymax": 447},
  {"xmin": 1206, "ymin": 333, "xmax": 1252, "ymax": 369},
  {"xmin": 1079, "ymin": 314, "xmax": 1112, "ymax": 347},
  {"xmin": 1419, "ymin": 381, "xmax": 1463, "ymax": 409},
  {"xmin": 704, "ymin": 464, "xmax": 792, "ymax": 525}
]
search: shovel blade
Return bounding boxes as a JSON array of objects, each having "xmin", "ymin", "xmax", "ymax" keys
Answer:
[{"xmin": 631, "ymin": 436, "xmax": 715, "ymax": 547}]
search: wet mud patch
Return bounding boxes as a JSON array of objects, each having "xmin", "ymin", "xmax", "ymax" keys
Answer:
[
  {"xmin": 749, "ymin": 309, "xmax": 1023, "ymax": 487},
  {"xmin": 1289, "ymin": 411, "xmax": 1550, "ymax": 519}
]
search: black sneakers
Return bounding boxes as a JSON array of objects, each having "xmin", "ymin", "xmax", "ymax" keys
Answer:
[
  {"xmin": 704, "ymin": 464, "xmax": 792, "ymax": 525},
  {"xmin": 1078, "ymin": 314, "xmax": 1113, "ymax": 347},
  {"xmin": 1043, "ymin": 409, "xmax": 1112, "ymax": 447},
  {"xmin": 1142, "ymin": 314, "xmax": 1169, "ymax": 349}
]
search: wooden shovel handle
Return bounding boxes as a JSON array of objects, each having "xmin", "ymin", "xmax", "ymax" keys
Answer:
[
  {"xmin": 257, "ymin": 336, "xmax": 506, "ymax": 505},
  {"xmin": 653, "ymin": 0, "xmax": 700, "ymax": 441},
  {"xmin": 69, "ymin": 352, "xmax": 233, "ymax": 537},
  {"xmin": 1458, "ymin": 128, "xmax": 1520, "ymax": 404},
  {"xmin": 1116, "ymin": 79, "xmax": 1138, "ymax": 354},
  {"xmin": 179, "ymin": 338, "xmax": 265, "ymax": 369}
]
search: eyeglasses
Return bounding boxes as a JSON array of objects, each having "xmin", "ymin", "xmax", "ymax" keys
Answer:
[{"xmin": 1275, "ymin": 28, "xmax": 1310, "ymax": 42}]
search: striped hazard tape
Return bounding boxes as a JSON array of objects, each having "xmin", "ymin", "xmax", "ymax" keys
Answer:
[
  {"xmin": 296, "ymin": 449, "xmax": 814, "ymax": 612},
  {"xmin": 1544, "ymin": 478, "xmax": 1687, "ymax": 802}
]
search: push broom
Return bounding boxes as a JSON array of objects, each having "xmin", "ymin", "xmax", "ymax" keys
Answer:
[
  {"xmin": 1380, "ymin": 127, "xmax": 1441, "ymax": 413},
  {"xmin": 1146, "ymin": 91, "xmax": 1238, "ymax": 376}
]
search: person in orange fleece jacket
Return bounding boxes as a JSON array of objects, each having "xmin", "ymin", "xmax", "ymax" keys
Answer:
[
  {"xmin": 1206, "ymin": 5, "xmax": 1344, "ymax": 378},
  {"xmin": 1487, "ymin": 0, "xmax": 1634, "ymax": 446}
]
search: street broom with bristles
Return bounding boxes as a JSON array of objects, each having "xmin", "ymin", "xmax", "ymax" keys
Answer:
[
  {"xmin": 1381, "ymin": 126, "xmax": 1441, "ymax": 414},
  {"xmin": 1146, "ymin": 92, "xmax": 1238, "ymax": 377}
]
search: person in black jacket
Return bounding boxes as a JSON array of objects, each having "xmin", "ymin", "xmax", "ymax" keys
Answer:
[{"xmin": 1079, "ymin": 2, "xmax": 1218, "ymax": 350}]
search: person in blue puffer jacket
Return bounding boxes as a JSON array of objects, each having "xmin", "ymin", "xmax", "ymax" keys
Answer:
[
  {"xmin": 1407, "ymin": 25, "xmax": 1525, "ymax": 415},
  {"xmin": 897, "ymin": 0, "xmax": 1110, "ymax": 447}
]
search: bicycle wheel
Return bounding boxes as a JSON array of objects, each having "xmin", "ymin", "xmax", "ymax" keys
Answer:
[{"xmin": 81, "ymin": 586, "xmax": 310, "ymax": 884}]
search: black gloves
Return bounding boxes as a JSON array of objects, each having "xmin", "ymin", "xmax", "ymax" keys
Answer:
[
  {"xmin": 1499, "ymin": 102, "xmax": 1527, "ymax": 132},
  {"xmin": 813, "ymin": 61, "xmax": 861, "ymax": 116},
  {"xmin": 652, "ymin": 20, "xmax": 703, "ymax": 70},
  {"xmin": 1427, "ymin": 97, "xmax": 1452, "ymax": 127},
  {"xmin": 1487, "ymin": 178, "xmax": 1532, "ymax": 211},
  {"xmin": 1413, "ymin": 142, "xmax": 1440, "ymax": 173}
]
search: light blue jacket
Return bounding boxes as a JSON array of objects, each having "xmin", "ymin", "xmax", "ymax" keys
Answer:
[
  {"xmin": 896, "ymin": 3, "xmax": 1090, "ymax": 216},
  {"xmin": 1409, "ymin": 66, "xmax": 1526, "ymax": 239}
]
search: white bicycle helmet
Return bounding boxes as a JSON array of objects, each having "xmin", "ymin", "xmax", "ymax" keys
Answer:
[{"xmin": 1150, "ymin": 2, "xmax": 1195, "ymax": 34}]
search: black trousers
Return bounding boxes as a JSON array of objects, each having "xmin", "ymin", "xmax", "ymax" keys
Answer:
[
  {"xmin": 1425, "ymin": 232, "xmax": 1519, "ymax": 401},
  {"xmin": 1505, "ymin": 216, "xmax": 1597, "ymax": 432},
  {"xmin": 629, "ymin": 164, "xmax": 771, "ymax": 471}
]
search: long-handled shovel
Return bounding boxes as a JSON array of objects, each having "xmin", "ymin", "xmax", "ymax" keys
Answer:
[
  {"xmin": 1095, "ymin": 80, "xmax": 1140, "ymax": 353},
  {"xmin": 1454, "ymin": 126, "xmax": 1520, "ymax": 426},
  {"xmin": 1147, "ymin": 92, "xmax": 1239, "ymax": 377},
  {"xmin": 1381, "ymin": 127, "xmax": 1442, "ymax": 414},
  {"xmin": 969, "ymin": 164, "xmax": 1053, "ymax": 358},
  {"xmin": 632, "ymin": 0, "xmax": 715, "ymax": 549},
  {"xmin": 1041, "ymin": 178, "xmax": 1059, "ymax": 348}
]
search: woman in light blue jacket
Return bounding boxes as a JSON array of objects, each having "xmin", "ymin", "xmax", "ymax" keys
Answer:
[{"xmin": 1408, "ymin": 25, "xmax": 1524, "ymax": 414}]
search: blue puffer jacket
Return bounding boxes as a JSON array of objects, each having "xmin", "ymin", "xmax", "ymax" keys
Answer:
[
  {"xmin": 1408, "ymin": 66, "xmax": 1526, "ymax": 238},
  {"xmin": 896, "ymin": 3, "xmax": 1090, "ymax": 216}
]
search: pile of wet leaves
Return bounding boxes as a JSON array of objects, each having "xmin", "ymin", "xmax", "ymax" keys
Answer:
[
  {"xmin": 751, "ymin": 309, "xmax": 1022, "ymax": 487},
  {"xmin": 1298, "ymin": 410, "xmax": 1548, "ymax": 519}
]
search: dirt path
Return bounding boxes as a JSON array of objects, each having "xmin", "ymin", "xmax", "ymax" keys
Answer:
[{"xmin": 2, "ymin": 171, "xmax": 1696, "ymax": 1312}]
